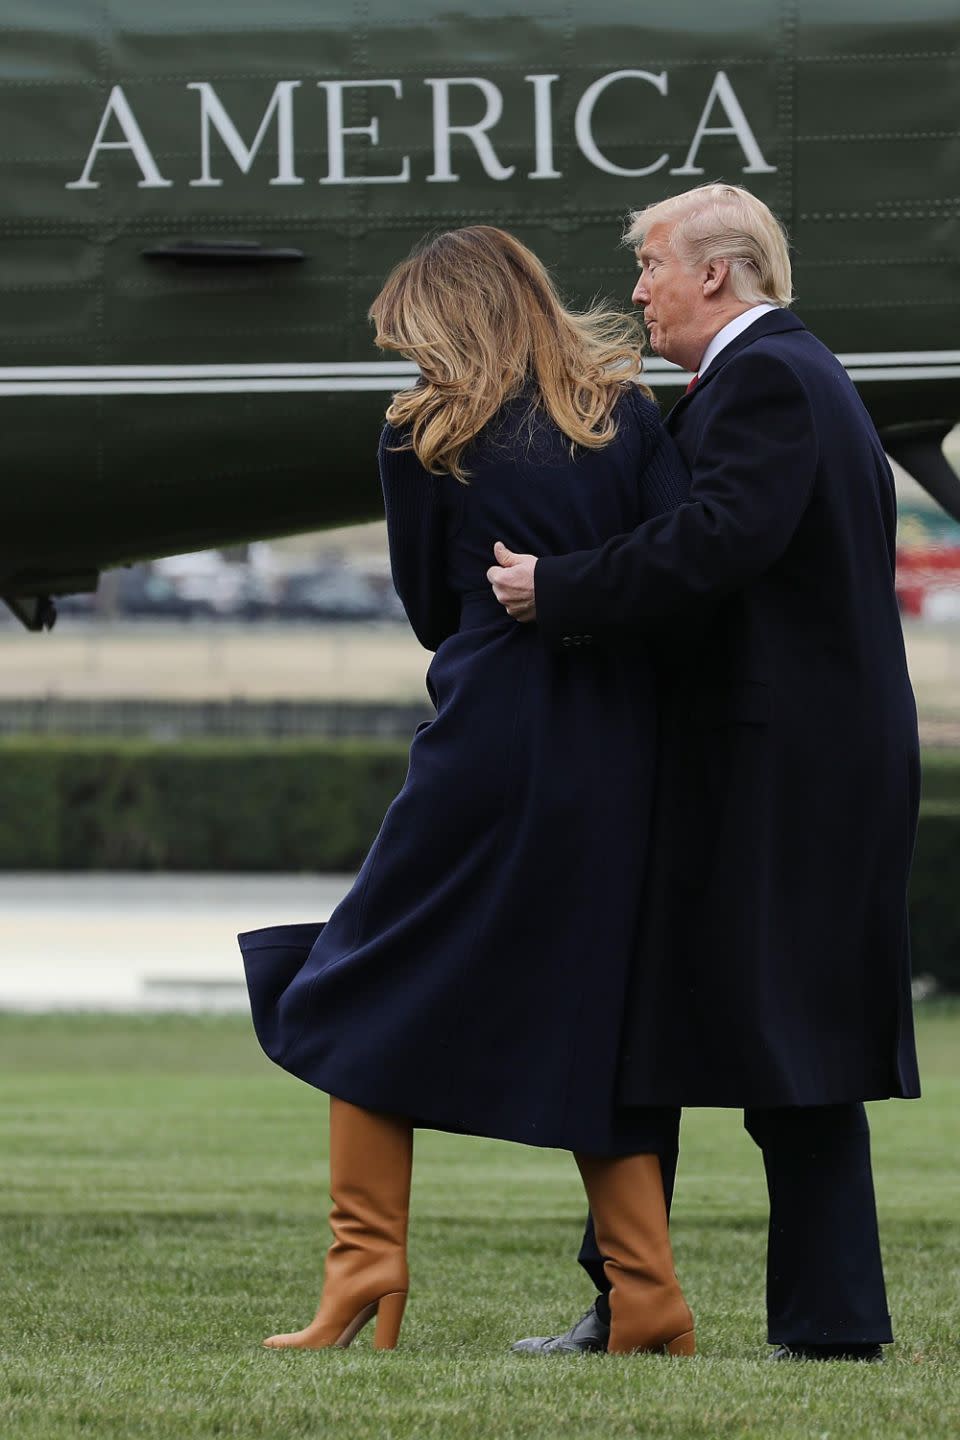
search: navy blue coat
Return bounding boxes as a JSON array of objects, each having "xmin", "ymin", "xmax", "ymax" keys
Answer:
[
  {"xmin": 240, "ymin": 388, "xmax": 689, "ymax": 1152},
  {"xmin": 536, "ymin": 311, "xmax": 921, "ymax": 1108}
]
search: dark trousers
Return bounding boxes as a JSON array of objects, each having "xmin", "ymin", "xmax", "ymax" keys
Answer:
[{"xmin": 578, "ymin": 1104, "xmax": 893, "ymax": 1345}]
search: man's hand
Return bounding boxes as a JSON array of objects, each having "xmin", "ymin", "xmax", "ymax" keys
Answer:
[{"xmin": 487, "ymin": 541, "xmax": 539, "ymax": 622}]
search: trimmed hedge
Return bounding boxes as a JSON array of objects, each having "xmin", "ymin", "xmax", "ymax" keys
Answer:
[
  {"xmin": 907, "ymin": 801, "xmax": 960, "ymax": 992},
  {"xmin": 915, "ymin": 751, "xmax": 960, "ymax": 804},
  {"xmin": 0, "ymin": 738, "xmax": 958, "ymax": 991},
  {"xmin": 0, "ymin": 738, "xmax": 409, "ymax": 874}
]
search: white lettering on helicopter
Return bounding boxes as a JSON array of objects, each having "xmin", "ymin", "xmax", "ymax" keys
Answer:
[
  {"xmin": 66, "ymin": 86, "xmax": 173, "ymax": 190},
  {"xmin": 527, "ymin": 74, "xmax": 561, "ymax": 180},
  {"xmin": 65, "ymin": 69, "xmax": 775, "ymax": 191},
  {"xmin": 318, "ymin": 80, "xmax": 411, "ymax": 185},
  {"xmin": 188, "ymin": 80, "xmax": 303, "ymax": 187},
  {"xmin": 575, "ymin": 70, "xmax": 669, "ymax": 177},
  {"xmin": 425, "ymin": 78, "xmax": 515, "ymax": 182},
  {"xmin": 672, "ymin": 71, "xmax": 775, "ymax": 176}
]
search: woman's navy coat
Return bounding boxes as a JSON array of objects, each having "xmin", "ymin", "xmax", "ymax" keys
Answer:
[
  {"xmin": 536, "ymin": 311, "xmax": 921, "ymax": 1109},
  {"xmin": 241, "ymin": 389, "xmax": 688, "ymax": 1152}
]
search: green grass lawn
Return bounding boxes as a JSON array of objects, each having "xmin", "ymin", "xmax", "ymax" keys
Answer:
[{"xmin": 1, "ymin": 1005, "xmax": 958, "ymax": 1440}]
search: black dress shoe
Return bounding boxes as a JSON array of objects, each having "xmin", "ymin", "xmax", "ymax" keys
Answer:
[
  {"xmin": 768, "ymin": 1343, "xmax": 884, "ymax": 1363},
  {"xmin": 511, "ymin": 1300, "xmax": 610, "ymax": 1354}
]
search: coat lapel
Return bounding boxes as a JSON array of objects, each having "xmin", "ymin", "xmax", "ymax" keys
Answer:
[{"xmin": 665, "ymin": 309, "xmax": 806, "ymax": 424}]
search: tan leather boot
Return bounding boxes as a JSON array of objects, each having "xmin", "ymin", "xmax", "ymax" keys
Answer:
[
  {"xmin": 575, "ymin": 1152, "xmax": 695, "ymax": 1356},
  {"xmin": 264, "ymin": 1097, "xmax": 413, "ymax": 1350}
]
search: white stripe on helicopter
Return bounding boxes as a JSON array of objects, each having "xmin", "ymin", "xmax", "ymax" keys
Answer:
[{"xmin": 1, "ymin": 353, "xmax": 959, "ymax": 396}]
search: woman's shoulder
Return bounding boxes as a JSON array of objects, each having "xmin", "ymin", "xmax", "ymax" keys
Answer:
[
  {"xmin": 379, "ymin": 419, "xmax": 409, "ymax": 457},
  {"xmin": 614, "ymin": 384, "xmax": 691, "ymax": 508},
  {"xmin": 613, "ymin": 382, "xmax": 666, "ymax": 441},
  {"xmin": 378, "ymin": 421, "xmax": 428, "ymax": 482}
]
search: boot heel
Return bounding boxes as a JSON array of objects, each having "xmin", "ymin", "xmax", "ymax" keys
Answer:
[
  {"xmin": 665, "ymin": 1329, "xmax": 696, "ymax": 1357},
  {"xmin": 334, "ymin": 1300, "xmax": 378, "ymax": 1348},
  {"xmin": 373, "ymin": 1291, "xmax": 407, "ymax": 1350}
]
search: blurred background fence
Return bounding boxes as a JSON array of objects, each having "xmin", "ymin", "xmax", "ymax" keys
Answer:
[{"xmin": 0, "ymin": 698, "xmax": 430, "ymax": 740}]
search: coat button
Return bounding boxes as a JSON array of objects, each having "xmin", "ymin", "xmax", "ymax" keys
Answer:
[{"xmin": 562, "ymin": 636, "xmax": 573, "ymax": 647}]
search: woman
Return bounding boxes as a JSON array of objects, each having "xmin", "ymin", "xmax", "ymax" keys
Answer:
[{"xmin": 239, "ymin": 226, "xmax": 693, "ymax": 1357}]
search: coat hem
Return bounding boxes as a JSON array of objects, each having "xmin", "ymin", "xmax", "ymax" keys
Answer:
[
  {"xmin": 617, "ymin": 1086, "xmax": 922, "ymax": 1109},
  {"xmin": 286, "ymin": 1065, "xmax": 658, "ymax": 1155}
]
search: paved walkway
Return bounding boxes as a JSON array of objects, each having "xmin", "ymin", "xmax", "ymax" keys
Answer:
[{"xmin": 0, "ymin": 874, "xmax": 353, "ymax": 1012}]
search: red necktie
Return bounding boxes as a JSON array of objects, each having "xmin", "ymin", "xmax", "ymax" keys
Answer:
[{"xmin": 685, "ymin": 374, "xmax": 699, "ymax": 395}]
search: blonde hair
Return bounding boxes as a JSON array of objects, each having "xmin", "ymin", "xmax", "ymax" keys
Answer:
[
  {"xmin": 625, "ymin": 184, "xmax": 794, "ymax": 307},
  {"xmin": 369, "ymin": 225, "xmax": 650, "ymax": 481}
]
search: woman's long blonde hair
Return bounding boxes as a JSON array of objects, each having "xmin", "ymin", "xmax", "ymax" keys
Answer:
[{"xmin": 368, "ymin": 226, "xmax": 650, "ymax": 481}]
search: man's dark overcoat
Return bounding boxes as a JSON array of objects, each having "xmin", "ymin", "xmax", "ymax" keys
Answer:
[{"xmin": 536, "ymin": 310, "xmax": 921, "ymax": 1108}]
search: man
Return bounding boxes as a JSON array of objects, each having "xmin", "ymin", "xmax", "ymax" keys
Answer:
[{"xmin": 487, "ymin": 183, "xmax": 920, "ymax": 1361}]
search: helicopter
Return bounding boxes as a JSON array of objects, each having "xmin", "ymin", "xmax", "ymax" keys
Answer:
[{"xmin": 1, "ymin": 0, "xmax": 957, "ymax": 629}]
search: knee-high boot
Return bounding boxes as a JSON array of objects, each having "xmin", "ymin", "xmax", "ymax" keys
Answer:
[
  {"xmin": 575, "ymin": 1152, "xmax": 695, "ymax": 1356},
  {"xmin": 264, "ymin": 1097, "xmax": 413, "ymax": 1350}
]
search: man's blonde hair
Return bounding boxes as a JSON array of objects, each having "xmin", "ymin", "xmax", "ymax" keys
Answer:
[
  {"xmin": 625, "ymin": 184, "xmax": 794, "ymax": 307},
  {"xmin": 369, "ymin": 225, "xmax": 650, "ymax": 481}
]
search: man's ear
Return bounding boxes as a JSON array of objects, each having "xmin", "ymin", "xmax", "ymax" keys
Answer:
[{"xmin": 702, "ymin": 257, "xmax": 730, "ymax": 297}]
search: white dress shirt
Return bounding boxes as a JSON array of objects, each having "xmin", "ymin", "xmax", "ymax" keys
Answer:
[{"xmin": 697, "ymin": 303, "xmax": 779, "ymax": 377}]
